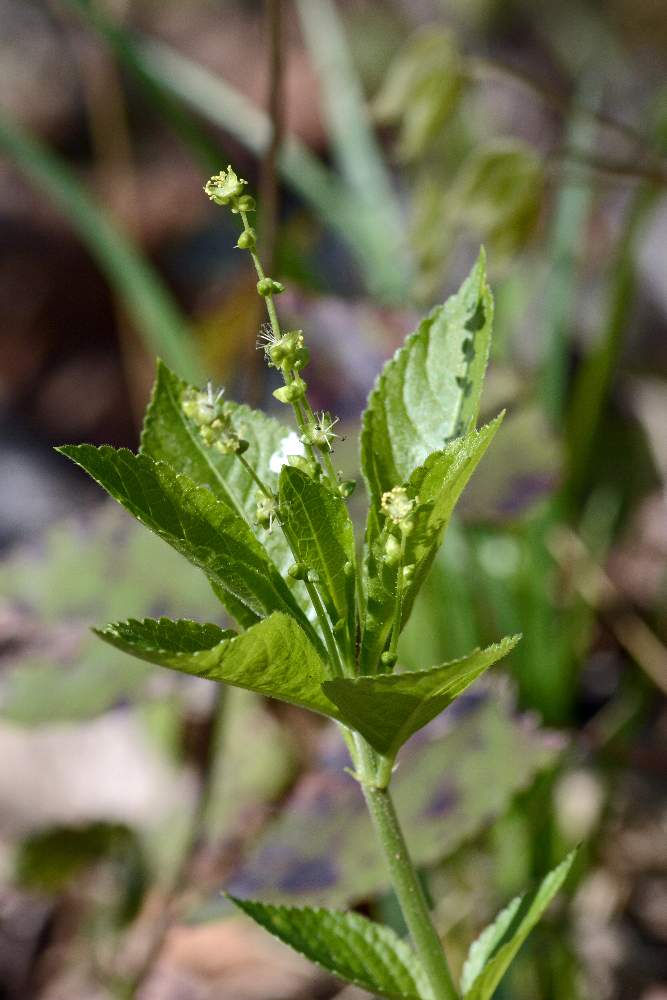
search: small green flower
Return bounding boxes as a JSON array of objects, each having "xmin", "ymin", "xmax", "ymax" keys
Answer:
[
  {"xmin": 256, "ymin": 493, "xmax": 279, "ymax": 531},
  {"xmin": 381, "ymin": 486, "xmax": 416, "ymax": 525},
  {"xmin": 303, "ymin": 411, "xmax": 339, "ymax": 451},
  {"xmin": 181, "ymin": 382, "xmax": 225, "ymax": 426},
  {"xmin": 204, "ymin": 166, "xmax": 247, "ymax": 206}
]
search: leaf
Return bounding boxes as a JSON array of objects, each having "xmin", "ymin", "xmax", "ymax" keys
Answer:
[
  {"xmin": 140, "ymin": 361, "xmax": 308, "ymax": 611},
  {"xmin": 324, "ymin": 635, "xmax": 520, "ymax": 763},
  {"xmin": 360, "ymin": 417, "xmax": 503, "ymax": 671},
  {"xmin": 461, "ymin": 851, "xmax": 577, "ymax": 1000},
  {"xmin": 0, "ymin": 504, "xmax": 225, "ymax": 724},
  {"xmin": 373, "ymin": 27, "xmax": 465, "ymax": 162},
  {"xmin": 58, "ymin": 445, "xmax": 308, "ymax": 631},
  {"xmin": 216, "ymin": 689, "xmax": 562, "ymax": 909},
  {"xmin": 0, "ymin": 111, "xmax": 201, "ymax": 383},
  {"xmin": 95, "ymin": 613, "xmax": 342, "ymax": 722},
  {"xmin": 279, "ymin": 466, "xmax": 355, "ymax": 628},
  {"xmin": 360, "ymin": 250, "xmax": 493, "ymax": 508},
  {"xmin": 229, "ymin": 898, "xmax": 431, "ymax": 1000}
]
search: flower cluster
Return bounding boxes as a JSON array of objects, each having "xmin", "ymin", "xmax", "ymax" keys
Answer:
[{"xmin": 181, "ymin": 384, "xmax": 249, "ymax": 456}]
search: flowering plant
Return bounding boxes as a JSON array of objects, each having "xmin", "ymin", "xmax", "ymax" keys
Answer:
[{"xmin": 61, "ymin": 166, "xmax": 574, "ymax": 1000}]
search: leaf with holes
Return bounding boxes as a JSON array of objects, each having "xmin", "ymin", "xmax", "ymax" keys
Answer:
[
  {"xmin": 461, "ymin": 851, "xmax": 577, "ymax": 1000},
  {"xmin": 58, "ymin": 445, "xmax": 310, "ymax": 632},
  {"xmin": 230, "ymin": 898, "xmax": 432, "ymax": 999},
  {"xmin": 360, "ymin": 249, "xmax": 493, "ymax": 512}
]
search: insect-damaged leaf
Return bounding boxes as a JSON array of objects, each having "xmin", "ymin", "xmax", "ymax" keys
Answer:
[
  {"xmin": 95, "ymin": 613, "xmax": 341, "ymax": 720},
  {"xmin": 230, "ymin": 898, "xmax": 432, "ymax": 1000},
  {"xmin": 324, "ymin": 635, "xmax": 520, "ymax": 764},
  {"xmin": 461, "ymin": 851, "xmax": 577, "ymax": 1000},
  {"xmin": 360, "ymin": 249, "xmax": 493, "ymax": 508},
  {"xmin": 58, "ymin": 445, "xmax": 308, "ymax": 631}
]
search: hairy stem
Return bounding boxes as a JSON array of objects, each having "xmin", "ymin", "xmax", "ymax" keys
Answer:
[{"xmin": 356, "ymin": 738, "xmax": 459, "ymax": 1000}]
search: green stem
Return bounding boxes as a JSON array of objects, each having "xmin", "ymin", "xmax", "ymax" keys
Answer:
[
  {"xmin": 388, "ymin": 532, "xmax": 407, "ymax": 660},
  {"xmin": 356, "ymin": 739, "xmax": 459, "ymax": 1000},
  {"xmin": 237, "ymin": 452, "xmax": 272, "ymax": 498}
]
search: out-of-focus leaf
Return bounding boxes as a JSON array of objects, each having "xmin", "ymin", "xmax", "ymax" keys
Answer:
[
  {"xmin": 449, "ymin": 140, "xmax": 544, "ymax": 260},
  {"xmin": 461, "ymin": 851, "xmax": 577, "ymax": 999},
  {"xmin": 0, "ymin": 506, "xmax": 222, "ymax": 724},
  {"xmin": 324, "ymin": 636, "xmax": 519, "ymax": 764},
  {"xmin": 215, "ymin": 688, "xmax": 561, "ymax": 909},
  {"xmin": 374, "ymin": 28, "xmax": 465, "ymax": 161},
  {"xmin": 0, "ymin": 112, "xmax": 201, "ymax": 383},
  {"xmin": 361, "ymin": 251, "xmax": 493, "ymax": 509},
  {"xmin": 59, "ymin": 446, "xmax": 309, "ymax": 632},
  {"xmin": 96, "ymin": 613, "xmax": 340, "ymax": 721},
  {"xmin": 15, "ymin": 822, "xmax": 143, "ymax": 901},
  {"xmin": 230, "ymin": 898, "xmax": 431, "ymax": 1000}
]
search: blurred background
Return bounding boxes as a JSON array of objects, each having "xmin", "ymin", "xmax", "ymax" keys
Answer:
[{"xmin": 1, "ymin": 1, "xmax": 666, "ymax": 998}]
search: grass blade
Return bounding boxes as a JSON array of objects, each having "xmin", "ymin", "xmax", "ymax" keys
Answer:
[{"xmin": 0, "ymin": 112, "xmax": 202, "ymax": 382}]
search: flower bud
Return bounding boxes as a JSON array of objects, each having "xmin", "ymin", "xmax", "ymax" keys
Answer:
[
  {"xmin": 338, "ymin": 479, "xmax": 356, "ymax": 499},
  {"xmin": 273, "ymin": 377, "xmax": 306, "ymax": 404},
  {"xmin": 237, "ymin": 228, "xmax": 256, "ymax": 250},
  {"xmin": 288, "ymin": 562, "xmax": 308, "ymax": 580},
  {"xmin": 380, "ymin": 651, "xmax": 398, "ymax": 669},
  {"xmin": 402, "ymin": 563, "xmax": 415, "ymax": 585},
  {"xmin": 267, "ymin": 330, "xmax": 309, "ymax": 372},
  {"xmin": 257, "ymin": 277, "xmax": 285, "ymax": 297},
  {"xmin": 236, "ymin": 194, "xmax": 256, "ymax": 213},
  {"xmin": 213, "ymin": 433, "xmax": 249, "ymax": 456},
  {"xmin": 383, "ymin": 534, "xmax": 401, "ymax": 566}
]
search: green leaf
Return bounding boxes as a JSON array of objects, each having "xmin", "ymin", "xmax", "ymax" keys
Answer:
[
  {"xmin": 96, "ymin": 612, "xmax": 342, "ymax": 721},
  {"xmin": 229, "ymin": 898, "xmax": 432, "ymax": 1000},
  {"xmin": 279, "ymin": 466, "xmax": 355, "ymax": 627},
  {"xmin": 58, "ymin": 445, "xmax": 308, "ymax": 631},
  {"xmin": 361, "ymin": 250, "xmax": 493, "ymax": 509},
  {"xmin": 461, "ymin": 851, "xmax": 577, "ymax": 1000},
  {"xmin": 0, "ymin": 112, "xmax": 201, "ymax": 383},
  {"xmin": 360, "ymin": 416, "xmax": 503, "ymax": 671},
  {"xmin": 140, "ymin": 362, "xmax": 308, "ymax": 611},
  {"xmin": 374, "ymin": 27, "xmax": 464, "ymax": 162},
  {"xmin": 324, "ymin": 636, "xmax": 519, "ymax": 763}
]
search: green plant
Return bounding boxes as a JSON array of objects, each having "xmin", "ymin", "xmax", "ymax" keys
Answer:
[{"xmin": 60, "ymin": 166, "xmax": 575, "ymax": 1000}]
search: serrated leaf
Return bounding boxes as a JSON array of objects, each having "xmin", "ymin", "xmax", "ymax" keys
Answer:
[
  {"xmin": 229, "ymin": 898, "xmax": 432, "ymax": 1000},
  {"xmin": 140, "ymin": 361, "xmax": 309, "ymax": 612},
  {"xmin": 361, "ymin": 249, "xmax": 493, "ymax": 508},
  {"xmin": 360, "ymin": 417, "xmax": 502, "ymax": 671},
  {"xmin": 95, "ymin": 612, "xmax": 342, "ymax": 721},
  {"xmin": 461, "ymin": 851, "xmax": 577, "ymax": 1000},
  {"xmin": 58, "ymin": 445, "xmax": 309, "ymax": 632},
  {"xmin": 279, "ymin": 466, "xmax": 355, "ymax": 628},
  {"xmin": 324, "ymin": 636, "xmax": 519, "ymax": 763}
]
